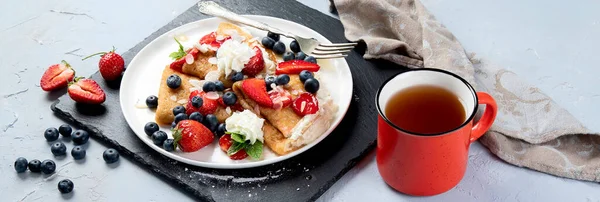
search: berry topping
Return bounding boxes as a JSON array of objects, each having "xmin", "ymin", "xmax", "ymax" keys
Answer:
[
  {"xmin": 28, "ymin": 159, "xmax": 41, "ymax": 173},
  {"xmin": 186, "ymin": 91, "xmax": 218, "ymax": 115},
  {"xmin": 242, "ymin": 47, "xmax": 265, "ymax": 77},
  {"xmin": 218, "ymin": 134, "xmax": 249, "ymax": 160},
  {"xmin": 103, "ymin": 149, "xmax": 119, "ymax": 164},
  {"xmin": 174, "ymin": 113, "xmax": 188, "ymax": 124},
  {"xmin": 58, "ymin": 179, "xmax": 74, "ymax": 194},
  {"xmin": 72, "ymin": 129, "xmax": 89, "ymax": 145},
  {"xmin": 166, "ymin": 74, "xmax": 182, "ymax": 89},
  {"xmin": 299, "ymin": 70, "xmax": 314, "ymax": 83},
  {"xmin": 272, "ymin": 41, "xmax": 286, "ymax": 55},
  {"xmin": 146, "ymin": 95, "xmax": 158, "ymax": 108},
  {"xmin": 296, "ymin": 52, "xmax": 307, "ymax": 60},
  {"xmin": 216, "ymin": 123, "xmax": 227, "ymax": 137},
  {"xmin": 152, "ymin": 131, "xmax": 168, "ymax": 145},
  {"xmin": 191, "ymin": 96, "xmax": 203, "ymax": 108},
  {"xmin": 40, "ymin": 60, "xmax": 75, "ymax": 91},
  {"xmin": 261, "ymin": 37, "xmax": 275, "ymax": 49},
  {"xmin": 173, "ymin": 120, "xmax": 214, "ymax": 152},
  {"xmin": 58, "ymin": 124, "xmax": 72, "ymax": 137},
  {"xmin": 82, "ymin": 47, "xmax": 125, "ymax": 81},
  {"xmin": 283, "ymin": 52, "xmax": 295, "ymax": 61},
  {"xmin": 51, "ymin": 142, "xmax": 67, "ymax": 156},
  {"xmin": 304, "ymin": 56, "xmax": 317, "ymax": 64},
  {"xmin": 199, "ymin": 32, "xmax": 231, "ymax": 48},
  {"xmin": 67, "ymin": 77, "xmax": 106, "ymax": 104},
  {"xmin": 203, "ymin": 114, "xmax": 219, "ymax": 132},
  {"xmin": 14, "ymin": 157, "xmax": 27, "ymax": 173},
  {"xmin": 214, "ymin": 81, "xmax": 225, "ymax": 91},
  {"xmin": 169, "ymin": 38, "xmax": 200, "ymax": 72},
  {"xmin": 203, "ymin": 81, "xmax": 216, "ymax": 92},
  {"xmin": 269, "ymin": 88, "xmax": 293, "ymax": 109},
  {"xmin": 304, "ymin": 78, "xmax": 320, "ymax": 94},
  {"xmin": 163, "ymin": 139, "xmax": 175, "ymax": 151},
  {"xmin": 144, "ymin": 122, "xmax": 159, "ymax": 136},
  {"xmin": 173, "ymin": 105, "xmax": 186, "ymax": 116},
  {"xmin": 267, "ymin": 31, "xmax": 280, "ymax": 41},
  {"xmin": 290, "ymin": 40, "xmax": 301, "ymax": 53},
  {"xmin": 264, "ymin": 76, "xmax": 277, "ymax": 91},
  {"xmin": 41, "ymin": 160, "xmax": 56, "ymax": 174},
  {"xmin": 230, "ymin": 71, "xmax": 244, "ymax": 82},
  {"xmin": 241, "ymin": 78, "xmax": 273, "ymax": 108},
  {"xmin": 71, "ymin": 146, "xmax": 86, "ymax": 160},
  {"xmin": 276, "ymin": 60, "xmax": 320, "ymax": 75},
  {"xmin": 292, "ymin": 92, "xmax": 319, "ymax": 116},
  {"xmin": 222, "ymin": 92, "xmax": 237, "ymax": 106},
  {"xmin": 44, "ymin": 127, "xmax": 59, "ymax": 141},
  {"xmin": 276, "ymin": 74, "xmax": 290, "ymax": 85},
  {"xmin": 189, "ymin": 112, "xmax": 204, "ymax": 123}
]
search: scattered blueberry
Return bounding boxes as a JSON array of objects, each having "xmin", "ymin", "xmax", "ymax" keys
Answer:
[
  {"xmin": 71, "ymin": 146, "xmax": 86, "ymax": 160},
  {"xmin": 273, "ymin": 41, "xmax": 286, "ymax": 55},
  {"xmin": 57, "ymin": 179, "xmax": 74, "ymax": 194},
  {"xmin": 72, "ymin": 130, "xmax": 89, "ymax": 145},
  {"xmin": 267, "ymin": 31, "xmax": 280, "ymax": 41},
  {"xmin": 14, "ymin": 157, "xmax": 27, "ymax": 173},
  {"xmin": 171, "ymin": 122, "xmax": 177, "ymax": 129},
  {"xmin": 103, "ymin": 149, "xmax": 119, "ymax": 164},
  {"xmin": 304, "ymin": 56, "xmax": 317, "ymax": 64},
  {"xmin": 44, "ymin": 127, "xmax": 59, "ymax": 141},
  {"xmin": 28, "ymin": 159, "xmax": 41, "ymax": 173},
  {"xmin": 283, "ymin": 52, "xmax": 295, "ymax": 61},
  {"xmin": 296, "ymin": 52, "xmax": 307, "ymax": 60},
  {"xmin": 163, "ymin": 139, "xmax": 175, "ymax": 151},
  {"xmin": 216, "ymin": 123, "xmax": 226, "ymax": 137},
  {"xmin": 144, "ymin": 122, "xmax": 159, "ymax": 136},
  {"xmin": 51, "ymin": 142, "xmax": 67, "ymax": 156},
  {"xmin": 290, "ymin": 40, "xmax": 301, "ymax": 53},
  {"xmin": 304, "ymin": 78, "xmax": 320, "ymax": 93},
  {"xmin": 265, "ymin": 76, "xmax": 276, "ymax": 91},
  {"xmin": 191, "ymin": 96, "xmax": 203, "ymax": 108},
  {"xmin": 58, "ymin": 124, "xmax": 72, "ymax": 137},
  {"xmin": 261, "ymin": 37, "xmax": 275, "ymax": 49},
  {"xmin": 276, "ymin": 74, "xmax": 290, "ymax": 85},
  {"xmin": 189, "ymin": 112, "xmax": 203, "ymax": 123},
  {"xmin": 146, "ymin": 95, "xmax": 158, "ymax": 108},
  {"xmin": 172, "ymin": 106, "xmax": 186, "ymax": 116},
  {"xmin": 166, "ymin": 74, "xmax": 182, "ymax": 89},
  {"xmin": 230, "ymin": 71, "xmax": 244, "ymax": 82},
  {"xmin": 40, "ymin": 160, "xmax": 56, "ymax": 174},
  {"xmin": 222, "ymin": 92, "xmax": 237, "ymax": 106},
  {"xmin": 299, "ymin": 70, "xmax": 314, "ymax": 83},
  {"xmin": 203, "ymin": 81, "xmax": 216, "ymax": 92},
  {"xmin": 152, "ymin": 131, "xmax": 168, "ymax": 145},
  {"xmin": 174, "ymin": 113, "xmax": 188, "ymax": 124},
  {"xmin": 214, "ymin": 81, "xmax": 225, "ymax": 91},
  {"xmin": 203, "ymin": 114, "xmax": 218, "ymax": 132}
]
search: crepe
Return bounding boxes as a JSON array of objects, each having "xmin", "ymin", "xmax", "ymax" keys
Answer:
[{"xmin": 155, "ymin": 67, "xmax": 196, "ymax": 125}]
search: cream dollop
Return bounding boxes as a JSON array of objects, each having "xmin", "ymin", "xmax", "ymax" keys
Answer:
[
  {"xmin": 217, "ymin": 39, "xmax": 254, "ymax": 77},
  {"xmin": 225, "ymin": 110, "xmax": 265, "ymax": 144}
]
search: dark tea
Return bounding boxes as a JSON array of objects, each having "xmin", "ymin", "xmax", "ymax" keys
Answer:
[{"xmin": 384, "ymin": 85, "xmax": 466, "ymax": 135}]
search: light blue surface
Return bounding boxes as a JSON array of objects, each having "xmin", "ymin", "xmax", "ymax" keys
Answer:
[{"xmin": 0, "ymin": 0, "xmax": 598, "ymax": 201}]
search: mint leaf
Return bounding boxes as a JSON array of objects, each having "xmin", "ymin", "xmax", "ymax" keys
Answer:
[
  {"xmin": 227, "ymin": 132, "xmax": 246, "ymax": 143},
  {"xmin": 227, "ymin": 141, "xmax": 246, "ymax": 156},
  {"xmin": 169, "ymin": 38, "xmax": 186, "ymax": 60},
  {"xmin": 245, "ymin": 141, "xmax": 263, "ymax": 160}
]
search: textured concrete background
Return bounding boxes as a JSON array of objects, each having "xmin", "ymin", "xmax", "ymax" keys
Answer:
[{"xmin": 1, "ymin": 0, "xmax": 598, "ymax": 201}]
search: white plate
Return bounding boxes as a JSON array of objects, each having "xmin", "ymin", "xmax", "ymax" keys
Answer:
[{"xmin": 120, "ymin": 15, "xmax": 353, "ymax": 169}]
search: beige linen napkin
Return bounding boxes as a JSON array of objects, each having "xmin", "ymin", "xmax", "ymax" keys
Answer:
[{"xmin": 332, "ymin": 0, "xmax": 600, "ymax": 181}]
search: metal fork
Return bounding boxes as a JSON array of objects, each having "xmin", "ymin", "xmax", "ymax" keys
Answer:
[{"xmin": 198, "ymin": 1, "xmax": 356, "ymax": 59}]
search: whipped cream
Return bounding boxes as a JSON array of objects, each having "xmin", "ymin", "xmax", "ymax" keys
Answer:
[
  {"xmin": 225, "ymin": 110, "xmax": 265, "ymax": 144},
  {"xmin": 217, "ymin": 39, "xmax": 254, "ymax": 77}
]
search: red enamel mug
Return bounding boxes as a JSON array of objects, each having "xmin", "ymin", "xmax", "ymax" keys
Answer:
[{"xmin": 375, "ymin": 68, "xmax": 497, "ymax": 196}]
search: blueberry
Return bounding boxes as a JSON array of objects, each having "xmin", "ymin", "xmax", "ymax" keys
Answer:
[
  {"xmin": 44, "ymin": 127, "xmax": 59, "ymax": 141},
  {"xmin": 214, "ymin": 81, "xmax": 225, "ymax": 91},
  {"xmin": 304, "ymin": 78, "xmax": 320, "ymax": 93},
  {"xmin": 203, "ymin": 81, "xmax": 216, "ymax": 92},
  {"xmin": 222, "ymin": 92, "xmax": 237, "ymax": 106},
  {"xmin": 273, "ymin": 41, "xmax": 286, "ymax": 55},
  {"xmin": 190, "ymin": 96, "xmax": 203, "ymax": 109},
  {"xmin": 174, "ymin": 113, "xmax": 188, "ymax": 124},
  {"xmin": 276, "ymin": 74, "xmax": 290, "ymax": 85},
  {"xmin": 163, "ymin": 139, "xmax": 175, "ymax": 151},
  {"xmin": 40, "ymin": 160, "xmax": 56, "ymax": 174},
  {"xmin": 189, "ymin": 112, "xmax": 203, "ymax": 123},
  {"xmin": 152, "ymin": 131, "xmax": 168, "ymax": 145},
  {"xmin": 146, "ymin": 95, "xmax": 158, "ymax": 108},
  {"xmin": 58, "ymin": 124, "xmax": 72, "ymax": 137},
  {"xmin": 290, "ymin": 40, "xmax": 301, "ymax": 53},
  {"xmin": 172, "ymin": 106, "xmax": 186, "ymax": 116},
  {"xmin": 230, "ymin": 71, "xmax": 244, "ymax": 82},
  {"xmin": 171, "ymin": 122, "xmax": 177, "ymax": 129},
  {"xmin": 296, "ymin": 52, "xmax": 307, "ymax": 60},
  {"xmin": 203, "ymin": 114, "xmax": 218, "ymax": 132},
  {"xmin": 103, "ymin": 149, "xmax": 119, "ymax": 164},
  {"xmin": 58, "ymin": 179, "xmax": 74, "ymax": 194},
  {"xmin": 267, "ymin": 31, "xmax": 280, "ymax": 41},
  {"xmin": 261, "ymin": 37, "xmax": 275, "ymax": 49},
  {"xmin": 71, "ymin": 146, "xmax": 86, "ymax": 160},
  {"xmin": 51, "ymin": 142, "xmax": 67, "ymax": 156},
  {"xmin": 283, "ymin": 52, "xmax": 295, "ymax": 61},
  {"xmin": 166, "ymin": 74, "xmax": 182, "ymax": 89},
  {"xmin": 265, "ymin": 76, "xmax": 276, "ymax": 91},
  {"xmin": 14, "ymin": 157, "xmax": 27, "ymax": 173},
  {"xmin": 299, "ymin": 70, "xmax": 314, "ymax": 83},
  {"xmin": 72, "ymin": 130, "xmax": 89, "ymax": 145},
  {"xmin": 28, "ymin": 159, "xmax": 41, "ymax": 173},
  {"xmin": 216, "ymin": 123, "xmax": 226, "ymax": 137},
  {"xmin": 304, "ymin": 56, "xmax": 317, "ymax": 64},
  {"xmin": 144, "ymin": 122, "xmax": 159, "ymax": 136}
]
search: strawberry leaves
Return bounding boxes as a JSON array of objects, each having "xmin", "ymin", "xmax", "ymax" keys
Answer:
[
  {"xmin": 171, "ymin": 128, "xmax": 182, "ymax": 150},
  {"xmin": 225, "ymin": 132, "xmax": 263, "ymax": 159},
  {"xmin": 169, "ymin": 38, "xmax": 186, "ymax": 60}
]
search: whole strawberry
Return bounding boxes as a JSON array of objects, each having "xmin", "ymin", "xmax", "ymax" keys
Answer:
[
  {"xmin": 173, "ymin": 120, "xmax": 214, "ymax": 152},
  {"xmin": 67, "ymin": 77, "xmax": 106, "ymax": 104},
  {"xmin": 40, "ymin": 60, "xmax": 75, "ymax": 91},
  {"xmin": 83, "ymin": 47, "xmax": 125, "ymax": 81}
]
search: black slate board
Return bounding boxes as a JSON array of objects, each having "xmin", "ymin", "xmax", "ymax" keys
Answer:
[{"xmin": 51, "ymin": 0, "xmax": 406, "ymax": 201}]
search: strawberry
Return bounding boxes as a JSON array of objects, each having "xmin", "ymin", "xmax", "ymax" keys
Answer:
[
  {"xmin": 242, "ymin": 47, "xmax": 264, "ymax": 76},
  {"xmin": 173, "ymin": 120, "xmax": 214, "ymax": 152},
  {"xmin": 199, "ymin": 32, "xmax": 231, "ymax": 48},
  {"xmin": 218, "ymin": 134, "xmax": 249, "ymax": 160},
  {"xmin": 276, "ymin": 60, "xmax": 320, "ymax": 75},
  {"xmin": 269, "ymin": 88, "xmax": 292, "ymax": 109},
  {"xmin": 241, "ymin": 79, "xmax": 273, "ymax": 108},
  {"xmin": 67, "ymin": 77, "xmax": 106, "ymax": 104},
  {"xmin": 217, "ymin": 96, "xmax": 245, "ymax": 112},
  {"xmin": 82, "ymin": 47, "xmax": 125, "ymax": 81},
  {"xmin": 169, "ymin": 38, "xmax": 200, "ymax": 72},
  {"xmin": 186, "ymin": 90, "xmax": 218, "ymax": 115},
  {"xmin": 292, "ymin": 92, "xmax": 319, "ymax": 116},
  {"xmin": 40, "ymin": 60, "xmax": 75, "ymax": 91}
]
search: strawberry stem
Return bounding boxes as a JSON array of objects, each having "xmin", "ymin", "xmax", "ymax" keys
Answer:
[{"xmin": 81, "ymin": 52, "xmax": 106, "ymax": 61}]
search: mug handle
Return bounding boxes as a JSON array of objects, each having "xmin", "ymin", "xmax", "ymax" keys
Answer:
[{"xmin": 469, "ymin": 92, "xmax": 498, "ymax": 142}]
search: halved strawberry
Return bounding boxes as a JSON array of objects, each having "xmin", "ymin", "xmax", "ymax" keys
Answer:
[
  {"xmin": 199, "ymin": 32, "xmax": 231, "ymax": 48},
  {"xmin": 292, "ymin": 92, "xmax": 319, "ymax": 116},
  {"xmin": 241, "ymin": 79, "xmax": 273, "ymax": 108},
  {"xmin": 218, "ymin": 134, "xmax": 249, "ymax": 160},
  {"xmin": 269, "ymin": 88, "xmax": 292, "ymax": 110},
  {"xmin": 170, "ymin": 48, "xmax": 200, "ymax": 72},
  {"xmin": 276, "ymin": 60, "xmax": 320, "ymax": 75},
  {"xmin": 40, "ymin": 60, "xmax": 75, "ymax": 91},
  {"xmin": 67, "ymin": 77, "xmax": 106, "ymax": 104},
  {"xmin": 186, "ymin": 90, "xmax": 218, "ymax": 115},
  {"xmin": 173, "ymin": 120, "xmax": 214, "ymax": 152},
  {"xmin": 242, "ymin": 47, "xmax": 264, "ymax": 77}
]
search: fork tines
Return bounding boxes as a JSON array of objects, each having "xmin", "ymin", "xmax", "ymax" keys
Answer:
[{"xmin": 311, "ymin": 42, "xmax": 357, "ymax": 59}]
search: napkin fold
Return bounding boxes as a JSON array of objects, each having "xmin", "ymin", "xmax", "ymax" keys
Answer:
[{"xmin": 333, "ymin": 0, "xmax": 600, "ymax": 182}]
